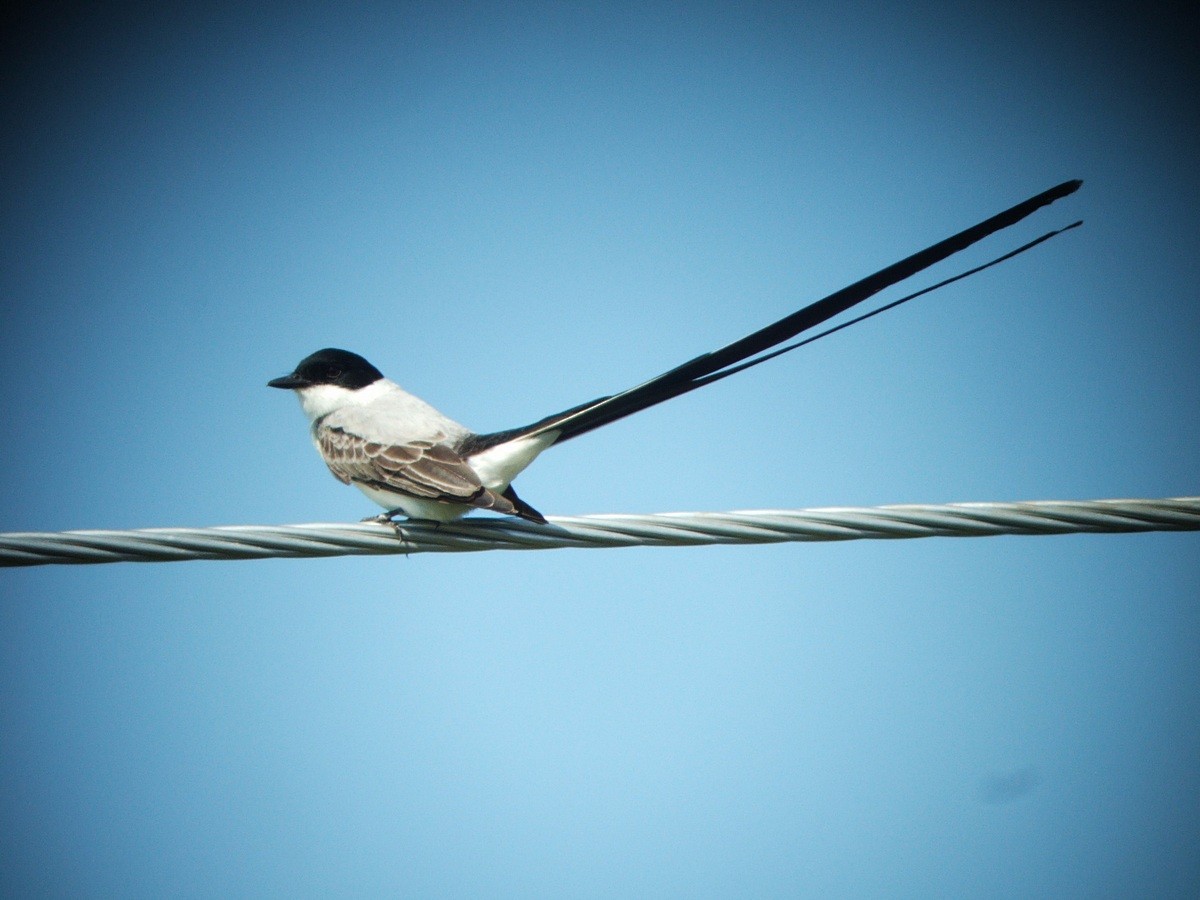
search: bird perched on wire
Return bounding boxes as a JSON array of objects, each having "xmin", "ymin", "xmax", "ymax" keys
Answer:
[{"xmin": 269, "ymin": 180, "xmax": 1081, "ymax": 525}]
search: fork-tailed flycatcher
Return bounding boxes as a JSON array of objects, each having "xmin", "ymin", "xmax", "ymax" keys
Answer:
[{"xmin": 269, "ymin": 180, "xmax": 1081, "ymax": 524}]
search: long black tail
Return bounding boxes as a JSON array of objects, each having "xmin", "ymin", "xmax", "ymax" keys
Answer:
[{"xmin": 476, "ymin": 180, "xmax": 1081, "ymax": 450}]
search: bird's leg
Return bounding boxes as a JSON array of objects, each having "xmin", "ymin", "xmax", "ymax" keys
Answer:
[
  {"xmin": 361, "ymin": 511, "xmax": 445, "ymax": 555},
  {"xmin": 360, "ymin": 511, "xmax": 412, "ymax": 552},
  {"xmin": 362, "ymin": 511, "xmax": 401, "ymax": 526}
]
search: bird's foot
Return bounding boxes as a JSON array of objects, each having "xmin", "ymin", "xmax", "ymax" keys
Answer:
[
  {"xmin": 361, "ymin": 512, "xmax": 412, "ymax": 552},
  {"xmin": 362, "ymin": 512, "xmax": 399, "ymax": 526},
  {"xmin": 361, "ymin": 512, "xmax": 444, "ymax": 553}
]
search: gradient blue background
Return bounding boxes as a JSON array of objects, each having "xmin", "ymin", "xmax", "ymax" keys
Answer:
[{"xmin": 2, "ymin": 2, "xmax": 1197, "ymax": 896}]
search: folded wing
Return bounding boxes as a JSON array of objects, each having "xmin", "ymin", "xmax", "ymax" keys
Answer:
[{"xmin": 316, "ymin": 424, "xmax": 533, "ymax": 519}]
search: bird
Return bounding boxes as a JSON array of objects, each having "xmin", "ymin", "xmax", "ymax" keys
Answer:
[{"xmin": 268, "ymin": 180, "xmax": 1081, "ymax": 525}]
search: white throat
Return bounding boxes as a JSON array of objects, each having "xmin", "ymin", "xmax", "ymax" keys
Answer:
[{"xmin": 295, "ymin": 380, "xmax": 391, "ymax": 423}]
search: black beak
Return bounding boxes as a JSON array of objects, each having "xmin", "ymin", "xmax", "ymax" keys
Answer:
[{"xmin": 267, "ymin": 373, "xmax": 309, "ymax": 390}]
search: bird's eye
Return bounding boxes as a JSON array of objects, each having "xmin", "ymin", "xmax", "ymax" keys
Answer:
[{"xmin": 327, "ymin": 367, "xmax": 342, "ymax": 379}]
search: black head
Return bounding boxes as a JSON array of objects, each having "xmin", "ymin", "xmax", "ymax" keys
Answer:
[{"xmin": 267, "ymin": 348, "xmax": 385, "ymax": 391}]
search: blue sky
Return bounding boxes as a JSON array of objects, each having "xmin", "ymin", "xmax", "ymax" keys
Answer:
[{"xmin": 2, "ymin": 2, "xmax": 1198, "ymax": 896}]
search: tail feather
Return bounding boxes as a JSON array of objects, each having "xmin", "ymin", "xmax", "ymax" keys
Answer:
[
  {"xmin": 502, "ymin": 485, "xmax": 548, "ymax": 524},
  {"xmin": 472, "ymin": 180, "xmax": 1082, "ymax": 451}
]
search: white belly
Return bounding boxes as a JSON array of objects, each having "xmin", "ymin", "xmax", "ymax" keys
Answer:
[{"xmin": 354, "ymin": 483, "xmax": 472, "ymax": 522}]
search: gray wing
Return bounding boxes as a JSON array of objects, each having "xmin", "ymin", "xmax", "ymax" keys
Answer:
[
  {"xmin": 316, "ymin": 422, "xmax": 521, "ymax": 515},
  {"xmin": 317, "ymin": 424, "xmax": 480, "ymax": 501}
]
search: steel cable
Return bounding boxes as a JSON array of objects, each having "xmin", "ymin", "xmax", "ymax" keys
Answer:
[{"xmin": 1, "ymin": 496, "xmax": 1196, "ymax": 568}]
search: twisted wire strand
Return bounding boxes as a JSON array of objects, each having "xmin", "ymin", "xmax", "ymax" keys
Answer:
[{"xmin": 1, "ymin": 497, "xmax": 1196, "ymax": 568}]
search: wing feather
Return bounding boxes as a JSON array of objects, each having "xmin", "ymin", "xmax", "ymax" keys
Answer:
[{"xmin": 317, "ymin": 424, "xmax": 488, "ymax": 504}]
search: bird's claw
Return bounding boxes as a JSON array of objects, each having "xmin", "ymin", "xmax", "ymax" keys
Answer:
[
  {"xmin": 361, "ymin": 512, "xmax": 398, "ymax": 526},
  {"xmin": 361, "ymin": 512, "xmax": 410, "ymax": 550}
]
